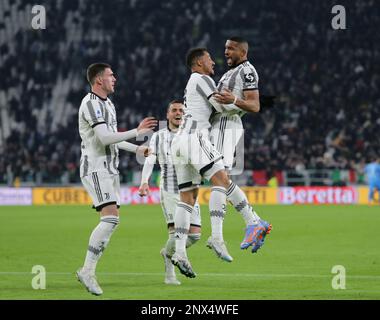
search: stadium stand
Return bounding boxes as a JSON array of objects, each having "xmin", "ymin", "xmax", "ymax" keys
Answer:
[{"xmin": 0, "ymin": 0, "xmax": 378, "ymax": 185}]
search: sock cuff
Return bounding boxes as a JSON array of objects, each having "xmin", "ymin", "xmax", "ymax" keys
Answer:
[
  {"xmin": 175, "ymin": 227, "xmax": 189, "ymax": 235},
  {"xmin": 226, "ymin": 182, "xmax": 237, "ymax": 196},
  {"xmin": 188, "ymin": 233, "xmax": 201, "ymax": 240},
  {"xmin": 178, "ymin": 202, "xmax": 193, "ymax": 214},
  {"xmin": 101, "ymin": 215, "xmax": 120, "ymax": 225},
  {"xmin": 211, "ymin": 186, "xmax": 227, "ymax": 194}
]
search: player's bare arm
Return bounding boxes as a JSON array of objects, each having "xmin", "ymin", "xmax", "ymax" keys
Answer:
[
  {"xmin": 94, "ymin": 117, "xmax": 157, "ymax": 146},
  {"xmin": 213, "ymin": 88, "xmax": 260, "ymax": 113}
]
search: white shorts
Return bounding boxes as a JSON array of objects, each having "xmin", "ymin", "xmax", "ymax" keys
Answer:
[
  {"xmin": 81, "ymin": 171, "xmax": 120, "ymax": 211},
  {"xmin": 160, "ymin": 189, "xmax": 201, "ymax": 226},
  {"xmin": 210, "ymin": 114, "xmax": 244, "ymax": 172},
  {"xmin": 171, "ymin": 130, "xmax": 225, "ymax": 191}
]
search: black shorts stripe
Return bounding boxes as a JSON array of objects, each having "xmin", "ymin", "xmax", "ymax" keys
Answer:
[
  {"xmin": 178, "ymin": 181, "xmax": 193, "ymax": 190},
  {"xmin": 200, "ymin": 161, "xmax": 214, "ymax": 176},
  {"xmin": 198, "ymin": 133, "xmax": 213, "ymax": 160},
  {"xmin": 217, "ymin": 116, "xmax": 227, "ymax": 153},
  {"xmin": 92, "ymin": 172, "xmax": 103, "ymax": 203},
  {"xmin": 190, "ymin": 223, "xmax": 201, "ymax": 228},
  {"xmin": 91, "ymin": 121, "xmax": 106, "ymax": 128},
  {"xmin": 95, "ymin": 201, "xmax": 117, "ymax": 212}
]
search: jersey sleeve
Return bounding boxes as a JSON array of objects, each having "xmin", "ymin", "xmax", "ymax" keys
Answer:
[
  {"xmin": 82, "ymin": 100, "xmax": 106, "ymax": 127},
  {"xmin": 197, "ymin": 75, "xmax": 217, "ymax": 99},
  {"xmin": 149, "ymin": 132, "xmax": 159, "ymax": 156},
  {"xmin": 241, "ymin": 66, "xmax": 259, "ymax": 91}
]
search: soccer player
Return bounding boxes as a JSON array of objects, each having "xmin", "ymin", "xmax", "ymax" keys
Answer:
[
  {"xmin": 139, "ymin": 100, "xmax": 201, "ymax": 285},
  {"xmin": 76, "ymin": 62, "xmax": 157, "ymax": 295},
  {"xmin": 211, "ymin": 37, "xmax": 272, "ymax": 253},
  {"xmin": 364, "ymin": 157, "xmax": 380, "ymax": 204},
  {"xmin": 170, "ymin": 48, "xmax": 269, "ymax": 278}
]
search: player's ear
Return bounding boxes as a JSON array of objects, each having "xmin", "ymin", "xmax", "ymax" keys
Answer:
[{"xmin": 95, "ymin": 74, "xmax": 103, "ymax": 86}]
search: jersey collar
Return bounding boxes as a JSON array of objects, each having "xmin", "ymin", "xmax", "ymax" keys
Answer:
[
  {"xmin": 90, "ymin": 91, "xmax": 108, "ymax": 101},
  {"xmin": 229, "ymin": 59, "xmax": 248, "ymax": 69}
]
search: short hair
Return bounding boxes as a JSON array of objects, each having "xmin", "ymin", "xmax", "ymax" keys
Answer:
[
  {"xmin": 186, "ymin": 48, "xmax": 207, "ymax": 69},
  {"xmin": 167, "ymin": 99, "xmax": 184, "ymax": 112},
  {"xmin": 86, "ymin": 63, "xmax": 111, "ymax": 85},
  {"xmin": 228, "ymin": 36, "xmax": 249, "ymax": 45}
]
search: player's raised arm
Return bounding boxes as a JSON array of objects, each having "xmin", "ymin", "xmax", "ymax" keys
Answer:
[{"xmin": 93, "ymin": 117, "xmax": 157, "ymax": 146}]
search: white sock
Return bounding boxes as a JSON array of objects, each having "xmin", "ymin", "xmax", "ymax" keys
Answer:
[
  {"xmin": 209, "ymin": 186, "xmax": 227, "ymax": 241},
  {"xmin": 165, "ymin": 231, "xmax": 176, "ymax": 258},
  {"xmin": 164, "ymin": 232, "xmax": 176, "ymax": 278},
  {"xmin": 83, "ymin": 215, "xmax": 119, "ymax": 275},
  {"xmin": 227, "ymin": 182, "xmax": 260, "ymax": 226},
  {"xmin": 174, "ymin": 202, "xmax": 192, "ymax": 256}
]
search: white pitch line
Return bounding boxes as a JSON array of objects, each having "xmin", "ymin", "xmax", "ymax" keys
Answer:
[{"xmin": 0, "ymin": 272, "xmax": 380, "ymax": 280}]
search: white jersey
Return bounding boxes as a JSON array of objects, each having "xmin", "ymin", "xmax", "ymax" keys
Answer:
[
  {"xmin": 149, "ymin": 128, "xmax": 179, "ymax": 194},
  {"xmin": 210, "ymin": 60, "xmax": 259, "ymax": 171},
  {"xmin": 179, "ymin": 72, "xmax": 217, "ymax": 134},
  {"xmin": 215, "ymin": 60, "xmax": 259, "ymax": 119},
  {"xmin": 78, "ymin": 92, "xmax": 119, "ymax": 177}
]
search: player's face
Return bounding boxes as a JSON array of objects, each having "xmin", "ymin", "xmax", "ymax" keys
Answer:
[
  {"xmin": 200, "ymin": 52, "xmax": 215, "ymax": 76},
  {"xmin": 100, "ymin": 68, "xmax": 116, "ymax": 94},
  {"xmin": 167, "ymin": 103, "xmax": 184, "ymax": 128},
  {"xmin": 225, "ymin": 40, "xmax": 244, "ymax": 67}
]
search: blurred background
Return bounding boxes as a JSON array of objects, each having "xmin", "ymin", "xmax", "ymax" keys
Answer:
[{"xmin": 0, "ymin": 0, "xmax": 378, "ymax": 188}]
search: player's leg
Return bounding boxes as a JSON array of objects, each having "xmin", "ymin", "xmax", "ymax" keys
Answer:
[
  {"xmin": 171, "ymin": 186, "xmax": 198, "ymax": 278},
  {"xmin": 187, "ymin": 198, "xmax": 201, "ymax": 249},
  {"xmin": 190, "ymin": 131, "xmax": 232, "ymax": 261},
  {"xmin": 212, "ymin": 117, "xmax": 272, "ymax": 252},
  {"xmin": 170, "ymin": 135, "xmax": 200, "ymax": 277},
  {"xmin": 205, "ymin": 167, "xmax": 233, "ymax": 262},
  {"xmin": 160, "ymin": 189, "xmax": 180, "ymax": 285},
  {"xmin": 368, "ymin": 183, "xmax": 375, "ymax": 204},
  {"xmin": 77, "ymin": 172, "xmax": 120, "ymax": 295},
  {"xmin": 226, "ymin": 180, "xmax": 272, "ymax": 252}
]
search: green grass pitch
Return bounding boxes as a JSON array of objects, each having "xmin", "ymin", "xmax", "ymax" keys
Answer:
[{"xmin": 0, "ymin": 204, "xmax": 379, "ymax": 300}]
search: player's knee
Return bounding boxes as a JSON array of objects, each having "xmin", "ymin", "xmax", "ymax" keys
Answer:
[
  {"xmin": 101, "ymin": 204, "xmax": 119, "ymax": 217},
  {"xmin": 180, "ymin": 190, "xmax": 197, "ymax": 206},
  {"xmin": 210, "ymin": 170, "xmax": 230, "ymax": 188},
  {"xmin": 187, "ymin": 232, "xmax": 201, "ymax": 247}
]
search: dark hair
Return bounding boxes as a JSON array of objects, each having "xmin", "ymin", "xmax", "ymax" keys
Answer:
[
  {"xmin": 86, "ymin": 63, "xmax": 111, "ymax": 85},
  {"xmin": 167, "ymin": 99, "xmax": 183, "ymax": 111},
  {"xmin": 228, "ymin": 36, "xmax": 248, "ymax": 45},
  {"xmin": 186, "ymin": 47, "xmax": 207, "ymax": 69}
]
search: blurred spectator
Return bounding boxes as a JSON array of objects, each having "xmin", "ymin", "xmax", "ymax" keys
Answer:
[{"xmin": 0, "ymin": 0, "xmax": 378, "ymax": 185}]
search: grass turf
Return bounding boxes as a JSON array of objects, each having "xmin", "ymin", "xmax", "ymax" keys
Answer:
[{"xmin": 0, "ymin": 204, "xmax": 379, "ymax": 300}]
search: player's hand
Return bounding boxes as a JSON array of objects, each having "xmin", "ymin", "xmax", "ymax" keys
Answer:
[
  {"xmin": 138, "ymin": 183, "xmax": 150, "ymax": 197},
  {"xmin": 137, "ymin": 117, "xmax": 157, "ymax": 135},
  {"xmin": 137, "ymin": 146, "xmax": 152, "ymax": 157},
  {"xmin": 213, "ymin": 88, "xmax": 235, "ymax": 104}
]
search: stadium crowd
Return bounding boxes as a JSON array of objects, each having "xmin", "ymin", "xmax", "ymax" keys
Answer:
[{"xmin": 0, "ymin": 0, "xmax": 378, "ymax": 185}]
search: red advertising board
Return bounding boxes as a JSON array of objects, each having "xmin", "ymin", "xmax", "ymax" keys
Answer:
[
  {"xmin": 279, "ymin": 187, "xmax": 358, "ymax": 204},
  {"xmin": 120, "ymin": 187, "xmax": 160, "ymax": 204}
]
